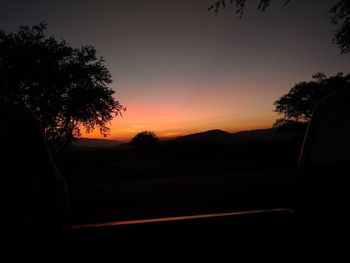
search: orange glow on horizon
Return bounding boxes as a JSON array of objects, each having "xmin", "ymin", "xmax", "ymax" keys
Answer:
[
  {"xmin": 80, "ymin": 82, "xmax": 279, "ymax": 142},
  {"xmin": 81, "ymin": 122, "xmax": 275, "ymax": 142},
  {"xmin": 80, "ymin": 106, "xmax": 277, "ymax": 142}
]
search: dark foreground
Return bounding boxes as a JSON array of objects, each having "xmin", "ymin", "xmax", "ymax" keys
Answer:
[
  {"xmin": 60, "ymin": 209, "xmax": 349, "ymax": 261},
  {"xmin": 66, "ymin": 170, "xmax": 299, "ymax": 225},
  {"xmin": 57, "ymin": 170, "xmax": 349, "ymax": 261},
  {"xmin": 4, "ymin": 170, "xmax": 350, "ymax": 261}
]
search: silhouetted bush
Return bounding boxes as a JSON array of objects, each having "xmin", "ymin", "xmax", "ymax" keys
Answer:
[{"xmin": 130, "ymin": 131, "xmax": 161, "ymax": 154}]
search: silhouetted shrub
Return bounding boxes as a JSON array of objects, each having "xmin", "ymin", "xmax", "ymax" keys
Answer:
[{"xmin": 130, "ymin": 131, "xmax": 160, "ymax": 154}]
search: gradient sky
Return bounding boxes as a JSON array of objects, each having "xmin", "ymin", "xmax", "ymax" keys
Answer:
[{"xmin": 1, "ymin": 0, "xmax": 349, "ymax": 141}]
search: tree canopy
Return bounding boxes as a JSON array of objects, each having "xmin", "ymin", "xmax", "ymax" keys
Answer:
[
  {"xmin": 274, "ymin": 72, "xmax": 350, "ymax": 130},
  {"xmin": 0, "ymin": 23, "xmax": 125, "ymax": 152},
  {"xmin": 208, "ymin": 0, "xmax": 289, "ymax": 18},
  {"xmin": 209, "ymin": 0, "xmax": 350, "ymax": 54},
  {"xmin": 330, "ymin": 0, "xmax": 350, "ymax": 53}
]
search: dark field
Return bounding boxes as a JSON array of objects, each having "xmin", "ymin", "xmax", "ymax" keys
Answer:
[
  {"xmin": 56, "ymin": 139, "xmax": 303, "ymax": 225},
  {"xmin": 54, "ymin": 137, "xmax": 350, "ymax": 259}
]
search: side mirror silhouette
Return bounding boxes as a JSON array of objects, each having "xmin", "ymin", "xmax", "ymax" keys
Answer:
[
  {"xmin": 0, "ymin": 98, "xmax": 70, "ymax": 233},
  {"xmin": 299, "ymin": 88, "xmax": 350, "ymax": 222}
]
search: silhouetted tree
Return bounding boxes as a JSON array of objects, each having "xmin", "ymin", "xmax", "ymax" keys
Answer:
[
  {"xmin": 209, "ymin": 0, "xmax": 350, "ymax": 54},
  {"xmin": 0, "ymin": 23, "xmax": 124, "ymax": 152},
  {"xmin": 208, "ymin": 0, "xmax": 289, "ymax": 18},
  {"xmin": 330, "ymin": 0, "xmax": 350, "ymax": 53},
  {"xmin": 130, "ymin": 131, "xmax": 160, "ymax": 153},
  {"xmin": 274, "ymin": 72, "xmax": 350, "ymax": 131}
]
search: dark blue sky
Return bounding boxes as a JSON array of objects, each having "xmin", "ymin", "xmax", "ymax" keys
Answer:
[{"xmin": 1, "ymin": 0, "xmax": 349, "ymax": 140}]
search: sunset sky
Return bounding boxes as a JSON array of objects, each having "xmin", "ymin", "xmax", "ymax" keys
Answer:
[{"xmin": 1, "ymin": 0, "xmax": 349, "ymax": 141}]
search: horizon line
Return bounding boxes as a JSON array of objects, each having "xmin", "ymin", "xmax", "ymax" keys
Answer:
[{"xmin": 78, "ymin": 126, "xmax": 274, "ymax": 142}]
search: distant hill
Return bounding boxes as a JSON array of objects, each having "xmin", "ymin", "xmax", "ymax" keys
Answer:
[
  {"xmin": 74, "ymin": 138, "xmax": 122, "ymax": 148},
  {"xmin": 177, "ymin": 129, "xmax": 234, "ymax": 143},
  {"xmin": 176, "ymin": 128, "xmax": 297, "ymax": 144},
  {"xmin": 74, "ymin": 128, "xmax": 298, "ymax": 147},
  {"xmin": 234, "ymin": 128, "xmax": 295, "ymax": 141}
]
